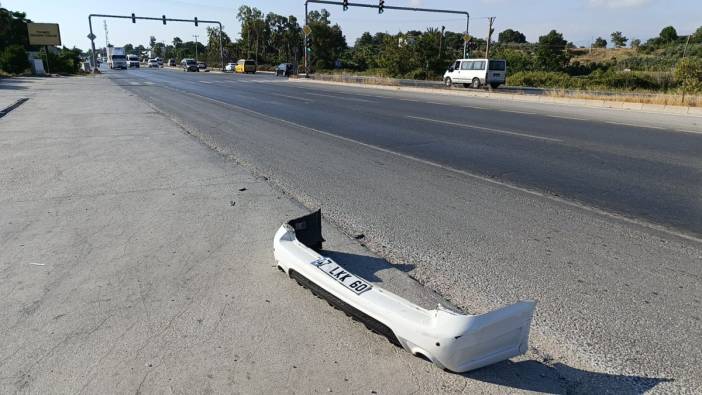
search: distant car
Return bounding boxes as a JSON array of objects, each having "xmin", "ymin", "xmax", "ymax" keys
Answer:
[
  {"xmin": 225, "ymin": 62, "xmax": 236, "ymax": 72},
  {"xmin": 276, "ymin": 63, "xmax": 294, "ymax": 77},
  {"xmin": 148, "ymin": 59, "xmax": 159, "ymax": 68},
  {"xmin": 181, "ymin": 58, "xmax": 199, "ymax": 72},
  {"xmin": 235, "ymin": 59, "xmax": 256, "ymax": 74},
  {"xmin": 156, "ymin": 57, "xmax": 163, "ymax": 66},
  {"xmin": 168, "ymin": 59, "xmax": 176, "ymax": 67},
  {"xmin": 197, "ymin": 62, "xmax": 207, "ymax": 70}
]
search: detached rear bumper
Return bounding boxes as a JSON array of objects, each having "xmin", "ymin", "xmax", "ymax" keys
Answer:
[{"xmin": 274, "ymin": 211, "xmax": 536, "ymax": 373}]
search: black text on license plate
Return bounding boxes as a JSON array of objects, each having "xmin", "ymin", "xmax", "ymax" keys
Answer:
[{"xmin": 311, "ymin": 258, "xmax": 373, "ymax": 295}]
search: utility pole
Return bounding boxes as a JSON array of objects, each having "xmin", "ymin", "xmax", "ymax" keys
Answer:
[
  {"xmin": 485, "ymin": 17, "xmax": 495, "ymax": 59},
  {"xmin": 438, "ymin": 25, "xmax": 445, "ymax": 60},
  {"xmin": 103, "ymin": 20, "xmax": 109, "ymax": 47},
  {"xmin": 193, "ymin": 34, "xmax": 199, "ymax": 62}
]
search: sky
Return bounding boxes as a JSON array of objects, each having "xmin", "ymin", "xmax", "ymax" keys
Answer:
[{"xmin": 2, "ymin": 0, "xmax": 701, "ymax": 50}]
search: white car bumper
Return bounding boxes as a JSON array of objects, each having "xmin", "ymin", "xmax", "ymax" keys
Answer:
[{"xmin": 274, "ymin": 211, "xmax": 536, "ymax": 372}]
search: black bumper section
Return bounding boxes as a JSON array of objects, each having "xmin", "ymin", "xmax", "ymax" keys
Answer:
[{"xmin": 289, "ymin": 269, "xmax": 400, "ymax": 347}]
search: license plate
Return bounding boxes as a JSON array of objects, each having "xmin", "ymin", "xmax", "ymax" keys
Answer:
[{"xmin": 311, "ymin": 258, "xmax": 373, "ymax": 295}]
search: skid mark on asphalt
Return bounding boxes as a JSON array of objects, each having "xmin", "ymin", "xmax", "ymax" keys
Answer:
[{"xmin": 407, "ymin": 115, "xmax": 563, "ymax": 143}]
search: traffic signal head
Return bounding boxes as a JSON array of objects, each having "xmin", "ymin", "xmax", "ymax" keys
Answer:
[
  {"xmin": 379, "ymin": 0, "xmax": 384, "ymax": 14},
  {"xmin": 162, "ymin": 15, "xmax": 166, "ymax": 25},
  {"xmin": 194, "ymin": 17, "xmax": 198, "ymax": 26},
  {"xmin": 343, "ymin": 0, "xmax": 349, "ymax": 11},
  {"xmin": 131, "ymin": 13, "xmax": 136, "ymax": 23}
]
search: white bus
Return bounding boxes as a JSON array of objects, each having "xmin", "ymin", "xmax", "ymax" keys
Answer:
[{"xmin": 443, "ymin": 58, "xmax": 507, "ymax": 89}]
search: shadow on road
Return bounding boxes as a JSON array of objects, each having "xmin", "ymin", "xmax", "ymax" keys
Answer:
[
  {"xmin": 464, "ymin": 360, "xmax": 671, "ymax": 394},
  {"xmin": 321, "ymin": 250, "xmax": 414, "ymax": 284}
]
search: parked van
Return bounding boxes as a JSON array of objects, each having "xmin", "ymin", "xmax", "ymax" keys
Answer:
[
  {"xmin": 235, "ymin": 59, "xmax": 257, "ymax": 74},
  {"xmin": 443, "ymin": 58, "xmax": 506, "ymax": 89}
]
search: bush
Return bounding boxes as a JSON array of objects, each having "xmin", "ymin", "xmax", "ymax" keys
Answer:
[
  {"xmin": 44, "ymin": 47, "xmax": 82, "ymax": 74},
  {"xmin": 675, "ymin": 58, "xmax": 702, "ymax": 93},
  {"xmin": 0, "ymin": 44, "xmax": 29, "ymax": 74},
  {"xmin": 508, "ymin": 70, "xmax": 675, "ymax": 91}
]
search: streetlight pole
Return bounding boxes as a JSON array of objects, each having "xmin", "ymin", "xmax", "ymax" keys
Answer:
[{"xmin": 193, "ymin": 34, "xmax": 199, "ymax": 62}]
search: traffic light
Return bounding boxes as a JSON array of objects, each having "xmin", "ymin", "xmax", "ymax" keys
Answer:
[
  {"xmin": 162, "ymin": 15, "xmax": 167, "ymax": 25},
  {"xmin": 379, "ymin": 0, "xmax": 384, "ymax": 14},
  {"xmin": 342, "ymin": 0, "xmax": 349, "ymax": 11},
  {"xmin": 131, "ymin": 13, "xmax": 136, "ymax": 23},
  {"xmin": 194, "ymin": 17, "xmax": 198, "ymax": 27}
]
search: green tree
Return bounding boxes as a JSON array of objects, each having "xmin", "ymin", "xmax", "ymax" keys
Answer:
[
  {"xmin": 306, "ymin": 9, "xmax": 347, "ymax": 70},
  {"xmin": 611, "ymin": 31, "xmax": 628, "ymax": 48},
  {"xmin": 691, "ymin": 26, "xmax": 702, "ymax": 44},
  {"xmin": 0, "ymin": 8, "xmax": 32, "ymax": 49},
  {"xmin": 498, "ymin": 29, "xmax": 526, "ymax": 44},
  {"xmin": 0, "ymin": 44, "xmax": 29, "ymax": 73},
  {"xmin": 630, "ymin": 38, "xmax": 641, "ymax": 48},
  {"xmin": 206, "ymin": 26, "xmax": 231, "ymax": 66},
  {"xmin": 675, "ymin": 57, "xmax": 702, "ymax": 93},
  {"xmin": 659, "ymin": 26, "xmax": 678, "ymax": 43},
  {"xmin": 237, "ymin": 5, "xmax": 265, "ymax": 60},
  {"xmin": 149, "ymin": 36, "xmax": 157, "ymax": 49},
  {"xmin": 593, "ymin": 37, "xmax": 607, "ymax": 48},
  {"xmin": 535, "ymin": 30, "xmax": 569, "ymax": 71}
]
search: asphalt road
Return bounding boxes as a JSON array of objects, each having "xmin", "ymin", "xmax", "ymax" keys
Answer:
[{"xmin": 107, "ymin": 68, "xmax": 702, "ymax": 392}]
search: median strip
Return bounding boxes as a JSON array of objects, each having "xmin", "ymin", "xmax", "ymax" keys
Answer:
[{"xmin": 407, "ymin": 115, "xmax": 563, "ymax": 142}]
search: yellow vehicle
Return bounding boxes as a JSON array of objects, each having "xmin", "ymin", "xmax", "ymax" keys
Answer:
[{"xmin": 235, "ymin": 59, "xmax": 257, "ymax": 74}]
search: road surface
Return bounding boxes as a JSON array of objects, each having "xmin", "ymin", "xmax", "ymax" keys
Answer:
[{"xmin": 105, "ymin": 68, "xmax": 702, "ymax": 392}]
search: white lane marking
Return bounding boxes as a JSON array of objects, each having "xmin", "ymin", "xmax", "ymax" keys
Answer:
[
  {"xmin": 129, "ymin": 81, "xmax": 140, "ymax": 85},
  {"xmin": 155, "ymin": 87, "xmax": 702, "ymax": 245},
  {"xmin": 407, "ymin": 115, "xmax": 563, "ymax": 143},
  {"xmin": 272, "ymin": 93, "xmax": 312, "ymax": 102},
  {"xmin": 606, "ymin": 121, "xmax": 665, "ymax": 130},
  {"xmin": 304, "ymin": 92, "xmax": 375, "ymax": 102},
  {"xmin": 676, "ymin": 129, "xmax": 702, "ymax": 135},
  {"xmin": 26, "ymin": 262, "xmax": 45, "ymax": 266},
  {"xmin": 503, "ymin": 110, "xmax": 538, "ymax": 115},
  {"xmin": 199, "ymin": 80, "xmax": 213, "ymax": 84},
  {"xmin": 545, "ymin": 114, "xmax": 587, "ymax": 121},
  {"xmin": 144, "ymin": 81, "xmax": 154, "ymax": 86}
]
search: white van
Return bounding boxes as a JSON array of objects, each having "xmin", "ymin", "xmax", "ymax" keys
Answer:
[{"xmin": 443, "ymin": 58, "xmax": 507, "ymax": 89}]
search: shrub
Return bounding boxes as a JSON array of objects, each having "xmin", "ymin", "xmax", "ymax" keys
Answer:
[
  {"xmin": 0, "ymin": 44, "xmax": 29, "ymax": 74},
  {"xmin": 675, "ymin": 58, "xmax": 702, "ymax": 93}
]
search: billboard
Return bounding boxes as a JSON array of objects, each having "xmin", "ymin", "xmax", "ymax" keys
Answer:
[{"xmin": 27, "ymin": 23, "xmax": 61, "ymax": 46}]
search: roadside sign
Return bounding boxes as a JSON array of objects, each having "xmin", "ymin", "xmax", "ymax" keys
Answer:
[
  {"xmin": 27, "ymin": 23, "xmax": 61, "ymax": 46},
  {"xmin": 303, "ymin": 25, "xmax": 312, "ymax": 36},
  {"xmin": 87, "ymin": 33, "xmax": 96, "ymax": 40},
  {"xmin": 463, "ymin": 34, "xmax": 471, "ymax": 41}
]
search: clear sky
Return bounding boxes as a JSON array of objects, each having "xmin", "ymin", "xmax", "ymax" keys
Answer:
[{"xmin": 3, "ymin": 0, "xmax": 700, "ymax": 49}]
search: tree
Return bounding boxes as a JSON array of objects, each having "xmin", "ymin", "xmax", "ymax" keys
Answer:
[
  {"xmin": 124, "ymin": 43, "xmax": 134, "ymax": 54},
  {"xmin": 534, "ymin": 30, "xmax": 569, "ymax": 71},
  {"xmin": 206, "ymin": 26, "xmax": 231, "ymax": 66},
  {"xmin": 611, "ymin": 31, "xmax": 628, "ymax": 48},
  {"xmin": 172, "ymin": 37, "xmax": 183, "ymax": 48},
  {"xmin": 149, "ymin": 36, "xmax": 157, "ymax": 49},
  {"xmin": 675, "ymin": 57, "xmax": 702, "ymax": 94},
  {"xmin": 0, "ymin": 8, "xmax": 32, "ymax": 49},
  {"xmin": 593, "ymin": 37, "xmax": 607, "ymax": 48},
  {"xmin": 630, "ymin": 38, "xmax": 641, "ymax": 48},
  {"xmin": 0, "ymin": 44, "xmax": 29, "ymax": 73},
  {"xmin": 306, "ymin": 9, "xmax": 347, "ymax": 70},
  {"xmin": 498, "ymin": 29, "xmax": 526, "ymax": 44},
  {"xmin": 659, "ymin": 26, "xmax": 678, "ymax": 43},
  {"xmin": 691, "ymin": 26, "xmax": 702, "ymax": 44}
]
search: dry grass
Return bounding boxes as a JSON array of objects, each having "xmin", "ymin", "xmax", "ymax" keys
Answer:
[
  {"xmin": 569, "ymin": 47, "xmax": 637, "ymax": 64},
  {"xmin": 546, "ymin": 89, "xmax": 701, "ymax": 107}
]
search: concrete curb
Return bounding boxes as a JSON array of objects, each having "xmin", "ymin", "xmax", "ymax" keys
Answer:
[{"xmin": 291, "ymin": 78, "xmax": 702, "ymax": 118}]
